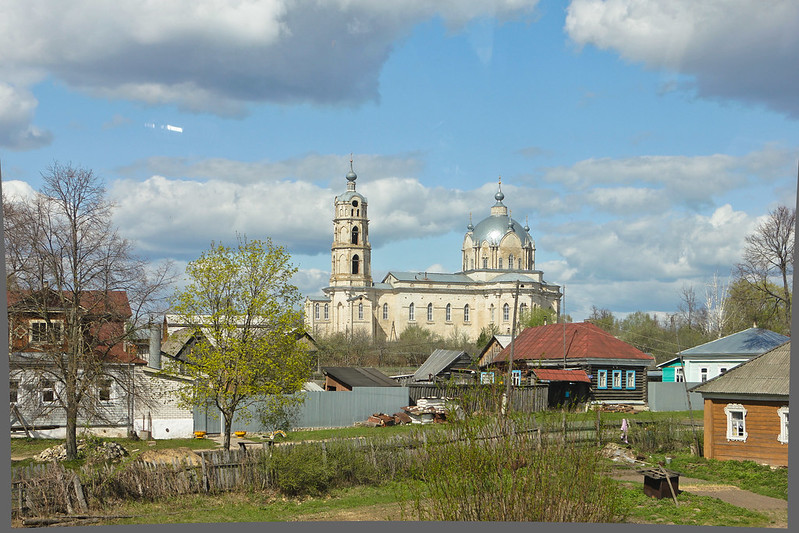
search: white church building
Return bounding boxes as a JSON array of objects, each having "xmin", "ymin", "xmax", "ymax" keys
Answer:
[{"xmin": 305, "ymin": 164, "xmax": 562, "ymax": 342}]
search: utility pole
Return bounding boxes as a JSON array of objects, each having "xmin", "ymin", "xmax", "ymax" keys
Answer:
[
  {"xmin": 562, "ymin": 284, "xmax": 567, "ymax": 369},
  {"xmin": 505, "ymin": 280, "xmax": 522, "ymax": 414}
]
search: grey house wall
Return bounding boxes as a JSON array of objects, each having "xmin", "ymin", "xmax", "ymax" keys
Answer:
[
  {"xmin": 648, "ymin": 382, "xmax": 704, "ymax": 412},
  {"xmin": 228, "ymin": 387, "xmax": 411, "ymax": 432}
]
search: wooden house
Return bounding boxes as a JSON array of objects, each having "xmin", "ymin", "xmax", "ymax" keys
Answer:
[
  {"xmin": 476, "ymin": 335, "xmax": 512, "ymax": 367},
  {"xmin": 690, "ymin": 341, "xmax": 789, "ymax": 466},
  {"xmin": 485, "ymin": 322, "xmax": 655, "ymax": 407},
  {"xmin": 409, "ymin": 349, "xmax": 475, "ymax": 384},
  {"xmin": 321, "ymin": 367, "xmax": 400, "ymax": 391}
]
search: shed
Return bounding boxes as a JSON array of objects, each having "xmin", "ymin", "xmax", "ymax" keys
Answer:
[
  {"xmin": 476, "ymin": 335, "xmax": 512, "ymax": 367},
  {"xmin": 530, "ymin": 368, "xmax": 591, "ymax": 407},
  {"xmin": 690, "ymin": 341, "xmax": 789, "ymax": 466},
  {"xmin": 411, "ymin": 349, "xmax": 474, "ymax": 383},
  {"xmin": 321, "ymin": 367, "xmax": 400, "ymax": 391}
]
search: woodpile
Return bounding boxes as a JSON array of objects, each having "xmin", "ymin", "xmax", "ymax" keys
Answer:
[{"xmin": 35, "ymin": 440, "xmax": 128, "ymax": 462}]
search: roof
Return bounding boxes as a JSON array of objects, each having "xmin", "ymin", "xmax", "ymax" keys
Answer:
[
  {"xmin": 412, "ymin": 349, "xmax": 473, "ymax": 382},
  {"xmin": 679, "ymin": 327, "xmax": 788, "ymax": 357},
  {"xmin": 532, "ymin": 368, "xmax": 591, "ymax": 383},
  {"xmin": 322, "ymin": 367, "xmax": 400, "ymax": 388},
  {"xmin": 491, "ymin": 322, "xmax": 654, "ymax": 365},
  {"xmin": 8, "ymin": 289, "xmax": 132, "ymax": 318},
  {"xmin": 384, "ymin": 271, "xmax": 473, "ymax": 284},
  {"xmin": 690, "ymin": 341, "xmax": 790, "ymax": 397},
  {"xmin": 469, "ymin": 212, "xmax": 532, "ymax": 248}
]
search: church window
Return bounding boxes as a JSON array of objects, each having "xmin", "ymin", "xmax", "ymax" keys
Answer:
[
  {"xmin": 446, "ymin": 304, "xmax": 451, "ymax": 322},
  {"xmin": 351, "ymin": 226, "xmax": 359, "ymax": 244},
  {"xmin": 509, "ymin": 255, "xmax": 514, "ymax": 269},
  {"xmin": 519, "ymin": 303, "xmax": 527, "ymax": 317},
  {"xmin": 352, "ymin": 200, "xmax": 358, "ymax": 207},
  {"xmin": 427, "ymin": 303, "xmax": 433, "ymax": 321},
  {"xmin": 352, "ymin": 254, "xmax": 360, "ymax": 274},
  {"xmin": 482, "ymin": 257, "xmax": 488, "ymax": 269},
  {"xmin": 358, "ymin": 303, "xmax": 364, "ymax": 320},
  {"xmin": 314, "ymin": 303, "xmax": 320, "ymax": 320},
  {"xmin": 409, "ymin": 303, "xmax": 415, "ymax": 321},
  {"xmin": 324, "ymin": 304, "xmax": 329, "ymax": 320},
  {"xmin": 498, "ymin": 258, "xmax": 503, "ymax": 269},
  {"xmin": 503, "ymin": 303, "xmax": 510, "ymax": 321},
  {"xmin": 489, "ymin": 305, "xmax": 495, "ymax": 322},
  {"xmin": 464, "ymin": 304, "xmax": 470, "ymax": 322},
  {"xmin": 383, "ymin": 303, "xmax": 388, "ymax": 320}
]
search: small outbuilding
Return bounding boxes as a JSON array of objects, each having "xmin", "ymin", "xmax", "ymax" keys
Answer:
[
  {"xmin": 690, "ymin": 341, "xmax": 789, "ymax": 466},
  {"xmin": 321, "ymin": 367, "xmax": 400, "ymax": 391}
]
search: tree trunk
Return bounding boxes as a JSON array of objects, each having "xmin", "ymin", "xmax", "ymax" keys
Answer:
[
  {"xmin": 65, "ymin": 404, "xmax": 79, "ymax": 460},
  {"xmin": 223, "ymin": 412, "xmax": 232, "ymax": 451}
]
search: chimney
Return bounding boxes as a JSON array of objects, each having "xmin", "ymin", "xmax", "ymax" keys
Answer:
[{"xmin": 149, "ymin": 321, "xmax": 162, "ymax": 370}]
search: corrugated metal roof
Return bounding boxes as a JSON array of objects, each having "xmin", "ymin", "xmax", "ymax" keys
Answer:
[
  {"xmin": 412, "ymin": 349, "xmax": 471, "ymax": 382},
  {"xmin": 532, "ymin": 368, "xmax": 591, "ymax": 383},
  {"xmin": 492, "ymin": 322, "xmax": 654, "ymax": 363},
  {"xmin": 690, "ymin": 341, "xmax": 790, "ymax": 397},
  {"xmin": 384, "ymin": 271, "xmax": 474, "ymax": 283},
  {"xmin": 680, "ymin": 327, "xmax": 788, "ymax": 356},
  {"xmin": 322, "ymin": 367, "xmax": 400, "ymax": 388}
]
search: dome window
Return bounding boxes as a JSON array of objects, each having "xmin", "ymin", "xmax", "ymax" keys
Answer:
[{"xmin": 352, "ymin": 200, "xmax": 359, "ymax": 207}]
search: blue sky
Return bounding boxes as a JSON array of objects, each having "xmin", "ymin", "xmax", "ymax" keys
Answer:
[{"xmin": 1, "ymin": 0, "xmax": 797, "ymax": 321}]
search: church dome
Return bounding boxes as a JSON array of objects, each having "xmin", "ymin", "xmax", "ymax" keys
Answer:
[{"xmin": 471, "ymin": 213, "xmax": 532, "ymax": 247}]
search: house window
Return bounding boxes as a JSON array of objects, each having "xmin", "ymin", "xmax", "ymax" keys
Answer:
[
  {"xmin": 720, "ymin": 367, "xmax": 727, "ymax": 374},
  {"xmin": 382, "ymin": 303, "xmax": 388, "ymax": 320},
  {"xmin": 777, "ymin": 406, "xmax": 788, "ymax": 444},
  {"xmin": 351, "ymin": 254, "xmax": 360, "ymax": 274},
  {"xmin": 625, "ymin": 370, "xmax": 636, "ymax": 389},
  {"xmin": 481, "ymin": 372, "xmax": 495, "ymax": 384},
  {"xmin": 10, "ymin": 380, "xmax": 19, "ymax": 404},
  {"xmin": 724, "ymin": 403, "xmax": 748, "ymax": 442},
  {"xmin": 358, "ymin": 303, "xmax": 364, "ymax": 320},
  {"xmin": 98, "ymin": 379, "xmax": 113, "ymax": 403},
  {"xmin": 511, "ymin": 370, "xmax": 521, "ymax": 386},
  {"xmin": 427, "ymin": 303, "xmax": 433, "ymax": 322},
  {"xmin": 700, "ymin": 367, "xmax": 708, "ymax": 382},
  {"xmin": 30, "ymin": 320, "xmax": 63, "ymax": 343},
  {"xmin": 503, "ymin": 303, "xmax": 510, "ymax": 321},
  {"xmin": 675, "ymin": 367, "xmax": 685, "ymax": 382},
  {"xmin": 409, "ymin": 303, "xmax": 415, "ymax": 321},
  {"xmin": 612, "ymin": 370, "xmax": 622, "ymax": 389},
  {"xmin": 324, "ymin": 304, "xmax": 329, "ymax": 320},
  {"xmin": 314, "ymin": 303, "xmax": 320, "ymax": 320},
  {"xmin": 597, "ymin": 370, "xmax": 608, "ymax": 389},
  {"xmin": 41, "ymin": 380, "xmax": 55, "ymax": 403},
  {"xmin": 446, "ymin": 304, "xmax": 451, "ymax": 322},
  {"xmin": 464, "ymin": 304, "xmax": 470, "ymax": 322}
]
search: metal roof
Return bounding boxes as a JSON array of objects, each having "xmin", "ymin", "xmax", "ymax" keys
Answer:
[
  {"xmin": 679, "ymin": 327, "xmax": 788, "ymax": 356},
  {"xmin": 384, "ymin": 271, "xmax": 473, "ymax": 283},
  {"xmin": 532, "ymin": 368, "xmax": 591, "ymax": 383},
  {"xmin": 690, "ymin": 341, "xmax": 790, "ymax": 397},
  {"xmin": 321, "ymin": 367, "xmax": 400, "ymax": 388},
  {"xmin": 412, "ymin": 349, "xmax": 472, "ymax": 382}
]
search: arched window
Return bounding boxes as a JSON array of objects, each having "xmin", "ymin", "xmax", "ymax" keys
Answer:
[
  {"xmin": 324, "ymin": 304, "xmax": 329, "ymax": 320},
  {"xmin": 446, "ymin": 303, "xmax": 451, "ymax": 322},
  {"xmin": 382, "ymin": 303, "xmax": 388, "ymax": 320},
  {"xmin": 498, "ymin": 258, "xmax": 503, "ymax": 269},
  {"xmin": 351, "ymin": 226, "xmax": 359, "ymax": 244},
  {"xmin": 503, "ymin": 303, "xmax": 510, "ymax": 321},
  {"xmin": 464, "ymin": 304, "xmax": 470, "ymax": 322},
  {"xmin": 482, "ymin": 257, "xmax": 488, "ymax": 268},
  {"xmin": 358, "ymin": 303, "xmax": 364, "ymax": 320},
  {"xmin": 427, "ymin": 303, "xmax": 433, "ymax": 321},
  {"xmin": 509, "ymin": 254, "xmax": 514, "ymax": 269},
  {"xmin": 520, "ymin": 303, "xmax": 528, "ymax": 317},
  {"xmin": 352, "ymin": 254, "xmax": 360, "ymax": 274},
  {"xmin": 409, "ymin": 303, "xmax": 415, "ymax": 321},
  {"xmin": 489, "ymin": 304, "xmax": 495, "ymax": 322},
  {"xmin": 314, "ymin": 303, "xmax": 320, "ymax": 320}
]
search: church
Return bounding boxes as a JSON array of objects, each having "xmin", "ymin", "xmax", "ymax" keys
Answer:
[{"xmin": 305, "ymin": 163, "xmax": 562, "ymax": 342}]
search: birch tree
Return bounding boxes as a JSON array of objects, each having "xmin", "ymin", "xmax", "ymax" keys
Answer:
[{"xmin": 170, "ymin": 237, "xmax": 312, "ymax": 450}]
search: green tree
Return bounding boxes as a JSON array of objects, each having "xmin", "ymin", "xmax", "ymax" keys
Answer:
[
  {"xmin": 170, "ymin": 237, "xmax": 312, "ymax": 450},
  {"xmin": 725, "ymin": 277, "xmax": 790, "ymax": 335},
  {"xmin": 587, "ymin": 306, "xmax": 618, "ymax": 334},
  {"xmin": 518, "ymin": 306, "xmax": 558, "ymax": 330}
]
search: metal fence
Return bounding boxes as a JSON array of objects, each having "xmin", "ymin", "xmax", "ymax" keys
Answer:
[{"xmin": 647, "ymin": 382, "xmax": 704, "ymax": 412}]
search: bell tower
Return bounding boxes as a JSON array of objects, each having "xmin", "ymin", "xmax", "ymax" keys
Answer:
[{"xmin": 330, "ymin": 158, "xmax": 372, "ymax": 287}]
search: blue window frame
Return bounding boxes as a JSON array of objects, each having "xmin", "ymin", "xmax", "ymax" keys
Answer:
[
  {"xmin": 481, "ymin": 372, "xmax": 495, "ymax": 384},
  {"xmin": 612, "ymin": 370, "xmax": 622, "ymax": 389},
  {"xmin": 625, "ymin": 370, "xmax": 636, "ymax": 390},
  {"xmin": 511, "ymin": 370, "xmax": 521, "ymax": 386},
  {"xmin": 597, "ymin": 370, "xmax": 608, "ymax": 389}
]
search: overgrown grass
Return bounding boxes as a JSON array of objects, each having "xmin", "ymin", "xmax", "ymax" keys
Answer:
[{"xmin": 646, "ymin": 452, "xmax": 788, "ymax": 500}]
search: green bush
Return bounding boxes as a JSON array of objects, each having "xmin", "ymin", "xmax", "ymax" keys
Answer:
[{"xmin": 268, "ymin": 444, "xmax": 332, "ymax": 496}]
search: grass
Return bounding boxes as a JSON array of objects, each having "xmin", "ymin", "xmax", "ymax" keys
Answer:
[{"xmin": 646, "ymin": 452, "xmax": 788, "ymax": 500}]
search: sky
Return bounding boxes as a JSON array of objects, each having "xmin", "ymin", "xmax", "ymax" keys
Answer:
[{"xmin": 1, "ymin": 0, "xmax": 797, "ymax": 322}]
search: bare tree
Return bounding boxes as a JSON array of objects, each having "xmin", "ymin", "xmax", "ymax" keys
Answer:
[
  {"xmin": 678, "ymin": 285, "xmax": 701, "ymax": 330},
  {"xmin": 4, "ymin": 163, "xmax": 173, "ymax": 459},
  {"xmin": 703, "ymin": 272, "xmax": 729, "ymax": 338},
  {"xmin": 737, "ymin": 205, "xmax": 794, "ymax": 333}
]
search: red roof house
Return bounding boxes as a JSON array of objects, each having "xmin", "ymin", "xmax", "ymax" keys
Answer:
[{"xmin": 487, "ymin": 322, "xmax": 655, "ymax": 406}]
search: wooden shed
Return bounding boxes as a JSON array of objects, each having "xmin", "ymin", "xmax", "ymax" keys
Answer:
[{"xmin": 690, "ymin": 341, "xmax": 789, "ymax": 466}]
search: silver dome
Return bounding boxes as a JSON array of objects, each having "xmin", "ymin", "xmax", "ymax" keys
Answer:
[{"xmin": 471, "ymin": 214, "xmax": 532, "ymax": 247}]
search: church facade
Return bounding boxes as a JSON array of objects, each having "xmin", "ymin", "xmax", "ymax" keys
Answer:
[{"xmin": 305, "ymin": 165, "xmax": 562, "ymax": 342}]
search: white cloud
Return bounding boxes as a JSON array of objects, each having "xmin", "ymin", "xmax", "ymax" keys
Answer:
[
  {"xmin": 565, "ymin": 0, "xmax": 799, "ymax": 117},
  {"xmin": 0, "ymin": 0, "xmax": 539, "ymax": 148},
  {"xmin": 0, "ymin": 83, "xmax": 52, "ymax": 150},
  {"xmin": 0, "ymin": 179, "xmax": 37, "ymax": 201}
]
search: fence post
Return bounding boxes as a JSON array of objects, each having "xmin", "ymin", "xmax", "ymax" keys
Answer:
[{"xmin": 596, "ymin": 409, "xmax": 601, "ymax": 447}]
